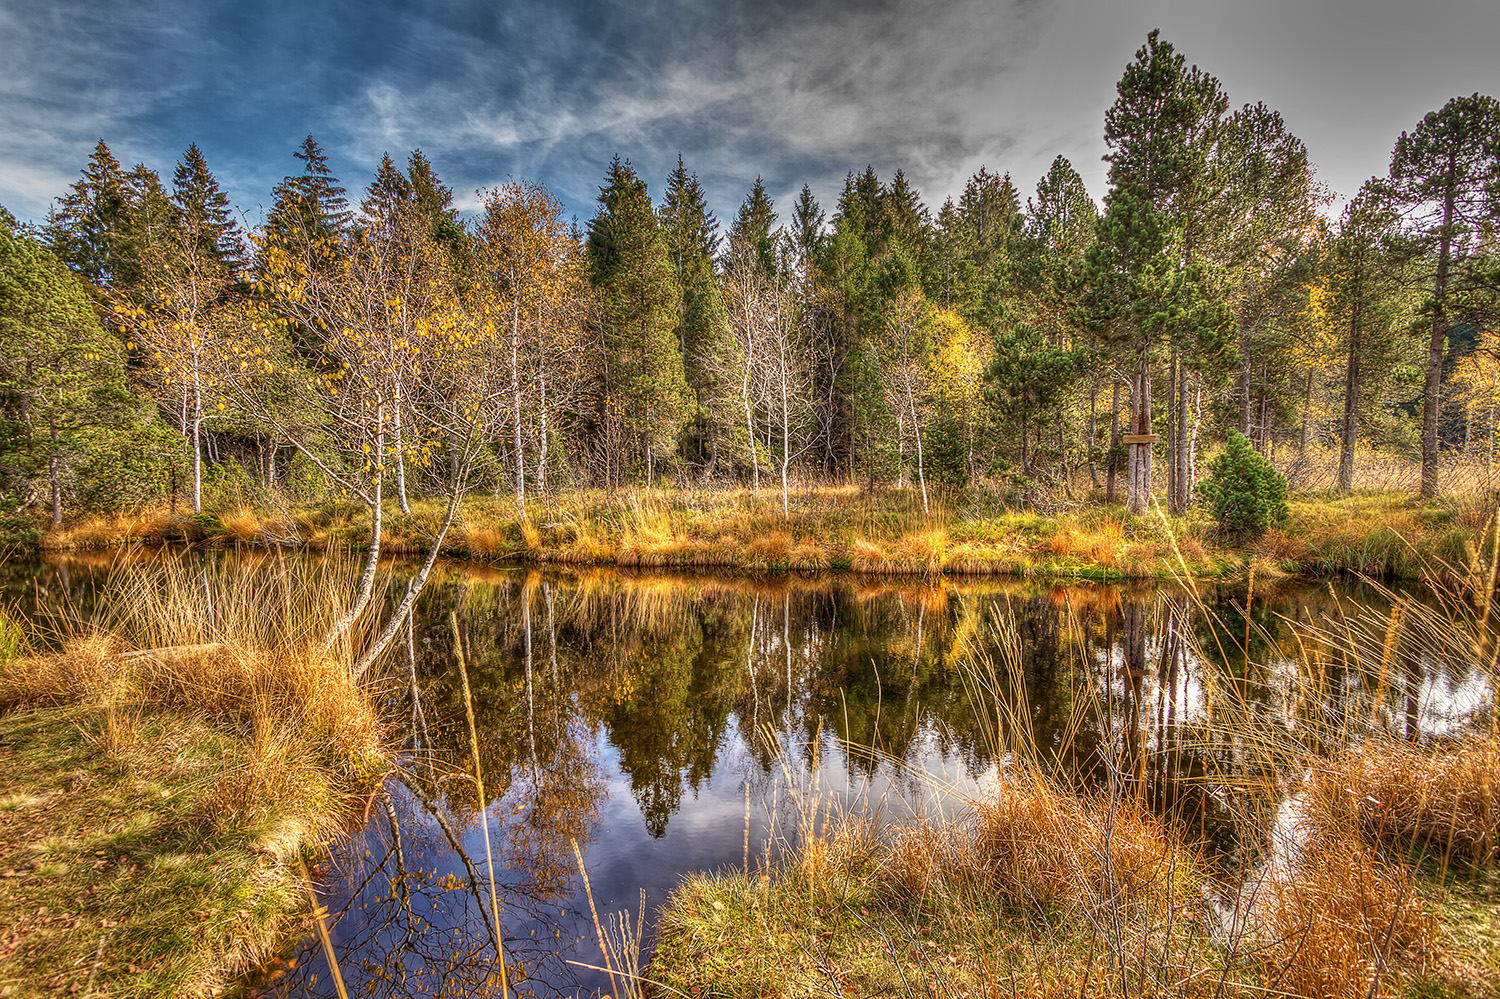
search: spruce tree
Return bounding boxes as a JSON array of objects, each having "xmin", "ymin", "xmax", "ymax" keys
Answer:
[
  {"xmin": 46, "ymin": 140, "xmax": 131, "ymax": 287},
  {"xmin": 265, "ymin": 134, "xmax": 352, "ymax": 250},
  {"xmin": 362, "ymin": 152, "xmax": 414, "ymax": 232},
  {"xmin": 588, "ymin": 158, "xmax": 691, "ymax": 485},
  {"xmin": 958, "ymin": 167, "xmax": 1022, "ymax": 286},
  {"xmin": 171, "ymin": 144, "xmax": 244, "ymax": 274},
  {"xmin": 660, "ymin": 156, "xmax": 734, "ymax": 478},
  {"xmin": 790, "ymin": 184, "xmax": 825, "ymax": 264},
  {"xmin": 47, "ymin": 141, "xmax": 172, "ymax": 292},
  {"xmin": 729, "ymin": 178, "xmax": 779, "ymax": 282}
]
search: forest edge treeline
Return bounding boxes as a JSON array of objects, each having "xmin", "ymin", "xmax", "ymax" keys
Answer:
[{"xmin": 2, "ymin": 32, "xmax": 1499, "ymax": 577}]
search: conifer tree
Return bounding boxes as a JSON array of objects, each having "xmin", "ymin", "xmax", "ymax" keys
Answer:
[
  {"xmin": 1383, "ymin": 94, "xmax": 1500, "ymax": 496},
  {"xmin": 171, "ymin": 143, "xmax": 244, "ymax": 274},
  {"xmin": 1211, "ymin": 103, "xmax": 1320, "ymax": 446},
  {"xmin": 46, "ymin": 140, "xmax": 132, "ymax": 288},
  {"xmin": 1093, "ymin": 30, "xmax": 1236, "ymax": 515},
  {"xmin": 587, "ymin": 158, "xmax": 690, "ymax": 486},
  {"xmin": 1327, "ymin": 184, "xmax": 1418, "ymax": 491},
  {"xmin": 1015, "ymin": 157, "xmax": 1098, "ymax": 486},
  {"xmin": 957, "ymin": 167, "xmax": 1022, "ymax": 291},
  {"xmin": 362, "ymin": 153, "xmax": 415, "ymax": 232},
  {"xmin": 790, "ymin": 184, "xmax": 825, "ymax": 264},
  {"xmin": 660, "ymin": 157, "xmax": 734, "ymax": 478},
  {"xmin": 265, "ymin": 135, "xmax": 351, "ymax": 252},
  {"xmin": 729, "ymin": 178, "xmax": 780, "ymax": 282},
  {"xmin": 47, "ymin": 141, "xmax": 173, "ymax": 292},
  {"xmin": 0, "ymin": 210, "xmax": 143, "ymax": 525}
]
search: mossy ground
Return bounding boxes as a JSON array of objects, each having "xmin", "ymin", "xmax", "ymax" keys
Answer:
[{"xmin": 0, "ymin": 705, "xmax": 308, "ymax": 999}]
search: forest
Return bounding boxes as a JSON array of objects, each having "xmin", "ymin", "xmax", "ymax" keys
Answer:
[{"xmin": 3, "ymin": 31, "xmax": 1499, "ymax": 549}]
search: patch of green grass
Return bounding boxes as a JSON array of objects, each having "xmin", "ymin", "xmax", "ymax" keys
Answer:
[{"xmin": 0, "ymin": 705, "xmax": 308, "ymax": 998}]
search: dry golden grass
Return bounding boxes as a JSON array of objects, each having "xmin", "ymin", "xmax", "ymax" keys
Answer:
[
  {"xmin": 743, "ymin": 530, "xmax": 792, "ymax": 566},
  {"xmin": 39, "ymin": 508, "xmax": 179, "ymax": 550},
  {"xmin": 1048, "ymin": 518, "xmax": 1125, "ymax": 566},
  {"xmin": 457, "ymin": 521, "xmax": 508, "ymax": 560},
  {"xmin": 1252, "ymin": 525, "xmax": 1312, "ymax": 563},
  {"xmin": 891, "ymin": 525, "xmax": 947, "ymax": 570},
  {"xmin": 1308, "ymin": 734, "xmax": 1500, "ymax": 866},
  {"xmin": 0, "ymin": 556, "xmax": 385, "ymax": 837},
  {"xmin": 971, "ymin": 771, "xmax": 1191, "ymax": 922},
  {"xmin": 1252, "ymin": 835, "xmax": 1437, "ymax": 999}
]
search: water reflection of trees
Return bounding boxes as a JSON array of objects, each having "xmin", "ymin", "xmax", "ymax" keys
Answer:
[{"xmin": 17, "ymin": 556, "xmax": 1492, "ymax": 997}]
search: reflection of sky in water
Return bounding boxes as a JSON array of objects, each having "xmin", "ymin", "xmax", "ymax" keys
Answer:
[{"xmin": 299, "ymin": 710, "xmax": 996, "ymax": 998}]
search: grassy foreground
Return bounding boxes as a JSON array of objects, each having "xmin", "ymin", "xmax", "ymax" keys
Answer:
[
  {"xmin": 31, "ymin": 484, "xmax": 1499, "ymax": 582},
  {"xmin": 647, "ymin": 553, "xmax": 1500, "ymax": 999},
  {"xmin": 648, "ymin": 739, "xmax": 1499, "ymax": 999},
  {"xmin": 0, "ymin": 561, "xmax": 386, "ymax": 998}
]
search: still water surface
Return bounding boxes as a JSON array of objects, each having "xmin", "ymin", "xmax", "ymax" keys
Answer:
[{"xmin": 10, "ymin": 555, "xmax": 1491, "ymax": 997}]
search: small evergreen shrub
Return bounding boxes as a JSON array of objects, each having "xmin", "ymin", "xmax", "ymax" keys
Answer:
[{"xmin": 1197, "ymin": 431, "xmax": 1288, "ymax": 540}]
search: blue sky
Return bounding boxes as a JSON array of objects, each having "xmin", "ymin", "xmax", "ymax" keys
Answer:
[{"xmin": 3, "ymin": 0, "xmax": 1498, "ymax": 232}]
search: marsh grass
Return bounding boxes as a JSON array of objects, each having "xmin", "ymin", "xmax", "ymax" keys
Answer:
[
  {"xmin": 30, "ymin": 478, "xmax": 1500, "ymax": 585},
  {"xmin": 0, "ymin": 554, "xmax": 391, "ymax": 997}
]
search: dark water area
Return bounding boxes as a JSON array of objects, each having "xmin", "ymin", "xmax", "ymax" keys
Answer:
[{"xmin": 6, "ymin": 553, "xmax": 1492, "ymax": 997}]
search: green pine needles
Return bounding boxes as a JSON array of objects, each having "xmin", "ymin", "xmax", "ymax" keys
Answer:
[{"xmin": 1197, "ymin": 430, "xmax": 1289, "ymax": 539}]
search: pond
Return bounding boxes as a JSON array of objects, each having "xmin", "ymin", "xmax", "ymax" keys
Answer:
[{"xmin": 9, "ymin": 554, "xmax": 1492, "ymax": 997}]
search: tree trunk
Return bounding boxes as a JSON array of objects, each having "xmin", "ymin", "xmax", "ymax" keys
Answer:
[
  {"xmin": 537, "ymin": 360, "xmax": 549, "ymax": 495},
  {"xmin": 1127, "ymin": 360, "xmax": 1152, "ymax": 517},
  {"xmin": 321, "ymin": 403, "xmax": 386, "ymax": 655},
  {"xmin": 780, "ymin": 353, "xmax": 792, "ymax": 519},
  {"xmin": 909, "ymin": 381, "xmax": 928, "ymax": 516},
  {"xmin": 1166, "ymin": 348, "xmax": 1178, "ymax": 512},
  {"xmin": 743, "ymin": 338, "xmax": 759, "ymax": 495},
  {"xmin": 1107, "ymin": 380, "xmax": 1121, "ymax": 504},
  {"xmin": 353, "ymin": 479, "xmax": 466, "ymax": 678},
  {"xmin": 1173, "ymin": 354, "xmax": 1190, "ymax": 514},
  {"xmin": 896, "ymin": 409, "xmax": 906, "ymax": 487},
  {"xmin": 1338, "ymin": 294, "xmax": 1362, "ymax": 492},
  {"xmin": 1237, "ymin": 322, "xmax": 1253, "ymax": 437},
  {"xmin": 512, "ymin": 301, "xmax": 527, "ymax": 520},
  {"xmin": 1056, "ymin": 414, "xmax": 1071, "ymax": 499},
  {"xmin": 1421, "ymin": 153, "xmax": 1457, "ymax": 499},
  {"xmin": 1189, "ymin": 378, "xmax": 1202, "ymax": 497},
  {"xmin": 1087, "ymin": 386, "xmax": 1100, "ymax": 489},
  {"xmin": 49, "ymin": 416, "xmax": 62, "ymax": 527},
  {"xmin": 191, "ymin": 379, "xmax": 203, "ymax": 514},
  {"xmin": 394, "ymin": 381, "xmax": 410, "ymax": 514}
]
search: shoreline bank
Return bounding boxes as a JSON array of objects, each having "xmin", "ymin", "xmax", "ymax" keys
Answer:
[{"xmin": 23, "ymin": 487, "xmax": 1494, "ymax": 584}]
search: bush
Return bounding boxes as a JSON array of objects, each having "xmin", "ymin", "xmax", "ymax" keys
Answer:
[{"xmin": 1197, "ymin": 430, "xmax": 1288, "ymax": 539}]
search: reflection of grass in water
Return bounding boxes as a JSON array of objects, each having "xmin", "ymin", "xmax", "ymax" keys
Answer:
[{"xmin": 649, "ymin": 534, "xmax": 1500, "ymax": 998}]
